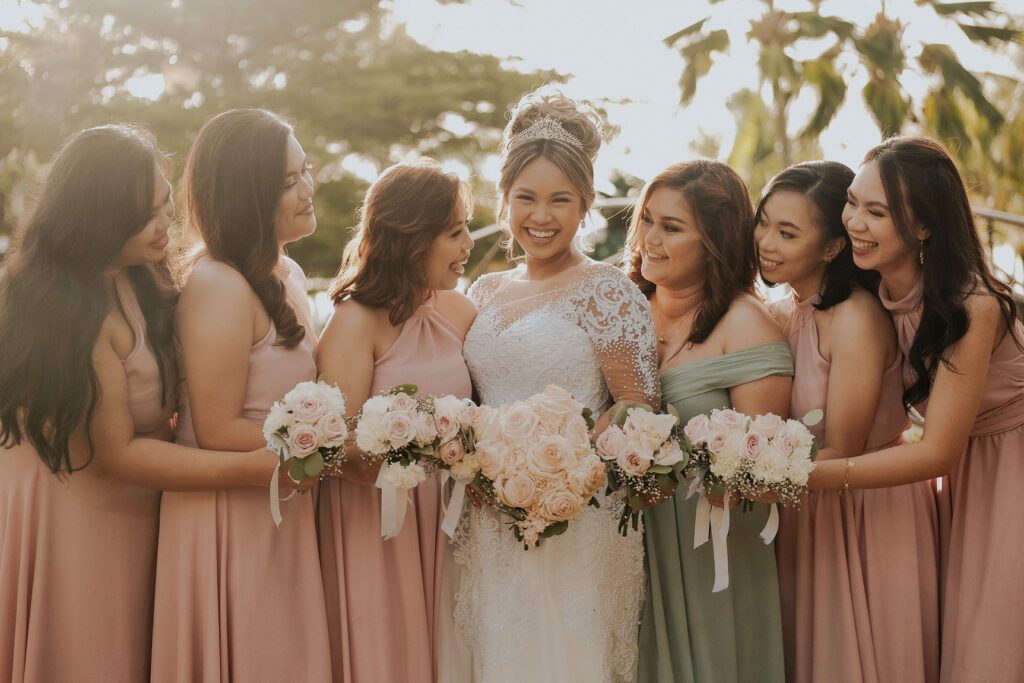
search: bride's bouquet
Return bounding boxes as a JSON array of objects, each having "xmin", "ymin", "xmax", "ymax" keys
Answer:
[
  {"xmin": 472, "ymin": 385, "xmax": 606, "ymax": 548},
  {"xmin": 683, "ymin": 408, "xmax": 820, "ymax": 591},
  {"xmin": 263, "ymin": 380, "xmax": 350, "ymax": 526},
  {"xmin": 595, "ymin": 402, "xmax": 688, "ymax": 535},
  {"xmin": 355, "ymin": 385, "xmax": 480, "ymax": 538}
]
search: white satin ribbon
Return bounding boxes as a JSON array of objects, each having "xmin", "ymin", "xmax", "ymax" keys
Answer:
[
  {"xmin": 269, "ymin": 463, "xmax": 297, "ymax": 528},
  {"xmin": 376, "ymin": 465, "xmax": 408, "ymax": 539},
  {"xmin": 759, "ymin": 503, "xmax": 780, "ymax": 544},
  {"xmin": 686, "ymin": 470, "xmax": 704, "ymax": 499},
  {"xmin": 693, "ymin": 490, "xmax": 731, "ymax": 592},
  {"xmin": 440, "ymin": 471, "xmax": 468, "ymax": 539}
]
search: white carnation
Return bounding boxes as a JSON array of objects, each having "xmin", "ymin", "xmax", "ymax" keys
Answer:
[{"xmin": 382, "ymin": 462, "xmax": 427, "ymax": 490}]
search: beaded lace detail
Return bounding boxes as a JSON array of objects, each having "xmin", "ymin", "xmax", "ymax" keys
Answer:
[{"xmin": 451, "ymin": 260, "xmax": 658, "ymax": 682}]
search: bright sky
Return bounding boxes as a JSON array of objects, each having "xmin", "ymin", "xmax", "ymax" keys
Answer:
[{"xmin": 389, "ymin": 0, "xmax": 1021, "ymax": 193}]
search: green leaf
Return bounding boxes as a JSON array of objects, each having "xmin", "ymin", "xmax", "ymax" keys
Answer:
[
  {"xmin": 801, "ymin": 409, "xmax": 824, "ymax": 427},
  {"xmin": 676, "ymin": 29, "xmax": 730, "ymax": 105},
  {"xmin": 663, "ymin": 18, "xmax": 709, "ymax": 48},
  {"xmin": 956, "ymin": 23, "xmax": 1021, "ymax": 47},
  {"xmin": 666, "ymin": 403, "xmax": 680, "ymax": 420},
  {"xmin": 862, "ymin": 74, "xmax": 909, "ymax": 135},
  {"xmin": 919, "ymin": 43, "xmax": 1003, "ymax": 128},
  {"xmin": 921, "ymin": 1, "xmax": 998, "ymax": 19},
  {"xmin": 303, "ymin": 452, "xmax": 325, "ymax": 478},
  {"xmin": 288, "ymin": 457, "xmax": 308, "ymax": 483},
  {"xmin": 799, "ymin": 54, "xmax": 848, "ymax": 139},
  {"xmin": 389, "ymin": 384, "xmax": 419, "ymax": 396},
  {"xmin": 540, "ymin": 520, "xmax": 570, "ymax": 538},
  {"xmin": 649, "ymin": 464, "xmax": 674, "ymax": 475}
]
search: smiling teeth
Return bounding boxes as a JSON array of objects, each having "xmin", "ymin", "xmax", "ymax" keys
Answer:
[
  {"xmin": 646, "ymin": 252, "xmax": 667, "ymax": 261},
  {"xmin": 760, "ymin": 257, "xmax": 781, "ymax": 268},
  {"xmin": 850, "ymin": 237, "xmax": 878, "ymax": 250},
  {"xmin": 527, "ymin": 229, "xmax": 556, "ymax": 239}
]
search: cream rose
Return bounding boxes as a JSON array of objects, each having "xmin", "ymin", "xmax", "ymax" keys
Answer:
[
  {"xmin": 568, "ymin": 454, "xmax": 607, "ymax": 496},
  {"xmin": 499, "ymin": 404, "xmax": 540, "ymax": 443},
  {"xmin": 318, "ymin": 412, "xmax": 349, "ymax": 448},
  {"xmin": 413, "ymin": 411, "xmax": 438, "ymax": 445},
  {"xmin": 540, "ymin": 489, "xmax": 584, "ymax": 523},
  {"xmin": 475, "ymin": 439, "xmax": 510, "ymax": 480},
  {"xmin": 526, "ymin": 435, "xmax": 572, "ymax": 478},
  {"xmin": 499, "ymin": 472, "xmax": 539, "ymax": 509}
]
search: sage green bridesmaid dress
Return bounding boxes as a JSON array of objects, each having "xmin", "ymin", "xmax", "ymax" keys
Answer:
[{"xmin": 639, "ymin": 341, "xmax": 793, "ymax": 683}]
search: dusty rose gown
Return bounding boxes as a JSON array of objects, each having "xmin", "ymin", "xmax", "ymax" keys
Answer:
[
  {"xmin": 150, "ymin": 257, "xmax": 331, "ymax": 682},
  {"xmin": 317, "ymin": 296, "xmax": 472, "ymax": 683},
  {"xmin": 880, "ymin": 279, "xmax": 1024, "ymax": 682},
  {"xmin": 774, "ymin": 293, "xmax": 940, "ymax": 683},
  {"xmin": 0, "ymin": 274, "xmax": 172, "ymax": 682}
]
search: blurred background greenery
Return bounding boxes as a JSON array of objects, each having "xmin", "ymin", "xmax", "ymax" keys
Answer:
[{"xmin": 0, "ymin": 0, "xmax": 1021, "ymax": 282}]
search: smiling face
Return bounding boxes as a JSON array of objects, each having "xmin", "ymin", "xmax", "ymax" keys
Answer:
[
  {"xmin": 635, "ymin": 186, "xmax": 706, "ymax": 290},
  {"xmin": 274, "ymin": 134, "xmax": 316, "ymax": 246},
  {"xmin": 113, "ymin": 161, "xmax": 174, "ymax": 267},
  {"xmin": 754, "ymin": 190, "xmax": 843, "ymax": 296},
  {"xmin": 423, "ymin": 191, "xmax": 474, "ymax": 291},
  {"xmin": 506, "ymin": 156, "xmax": 586, "ymax": 263},
  {"xmin": 842, "ymin": 160, "xmax": 921, "ymax": 277}
]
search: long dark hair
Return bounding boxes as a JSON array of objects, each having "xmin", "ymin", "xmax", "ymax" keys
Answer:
[
  {"xmin": 754, "ymin": 161, "xmax": 879, "ymax": 310},
  {"xmin": 179, "ymin": 108, "xmax": 304, "ymax": 348},
  {"xmin": 625, "ymin": 160, "xmax": 756, "ymax": 345},
  {"xmin": 330, "ymin": 159, "xmax": 471, "ymax": 325},
  {"xmin": 0, "ymin": 125, "xmax": 177, "ymax": 475},
  {"xmin": 865, "ymin": 136, "xmax": 1020, "ymax": 407}
]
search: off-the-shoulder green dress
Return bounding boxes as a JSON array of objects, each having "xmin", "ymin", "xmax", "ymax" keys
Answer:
[{"xmin": 639, "ymin": 342, "xmax": 793, "ymax": 683}]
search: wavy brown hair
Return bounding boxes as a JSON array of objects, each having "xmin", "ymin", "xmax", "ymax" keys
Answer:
[
  {"xmin": 625, "ymin": 160, "xmax": 756, "ymax": 345},
  {"xmin": 329, "ymin": 159, "xmax": 471, "ymax": 326},
  {"xmin": 865, "ymin": 136, "xmax": 1021, "ymax": 408},
  {"xmin": 0, "ymin": 125, "xmax": 177, "ymax": 475},
  {"xmin": 179, "ymin": 108, "xmax": 304, "ymax": 348}
]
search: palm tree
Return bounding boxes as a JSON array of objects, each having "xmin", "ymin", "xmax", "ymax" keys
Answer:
[{"xmin": 665, "ymin": 0, "xmax": 1021, "ymax": 168}]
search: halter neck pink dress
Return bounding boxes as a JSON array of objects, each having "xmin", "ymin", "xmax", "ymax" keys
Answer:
[
  {"xmin": 1, "ymin": 273, "xmax": 172, "ymax": 682},
  {"xmin": 151, "ymin": 257, "xmax": 331, "ymax": 682},
  {"xmin": 880, "ymin": 279, "xmax": 1024, "ymax": 682},
  {"xmin": 317, "ymin": 296, "xmax": 473, "ymax": 683},
  {"xmin": 773, "ymin": 293, "xmax": 940, "ymax": 682}
]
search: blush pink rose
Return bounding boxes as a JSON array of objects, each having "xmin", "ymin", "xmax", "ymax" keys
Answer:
[
  {"xmin": 292, "ymin": 395, "xmax": 326, "ymax": 424},
  {"xmin": 438, "ymin": 438, "xmax": 466, "ymax": 466},
  {"xmin": 743, "ymin": 432, "xmax": 764, "ymax": 460},
  {"xmin": 318, "ymin": 412, "xmax": 349, "ymax": 447},
  {"xmin": 616, "ymin": 447, "xmax": 652, "ymax": 476},
  {"xmin": 384, "ymin": 411, "xmax": 416, "ymax": 448},
  {"xmin": 684, "ymin": 414, "xmax": 712, "ymax": 445},
  {"xmin": 389, "ymin": 393, "xmax": 419, "ymax": 413},
  {"xmin": 711, "ymin": 408, "xmax": 745, "ymax": 430},
  {"xmin": 287, "ymin": 424, "xmax": 320, "ymax": 458},
  {"xmin": 596, "ymin": 425, "xmax": 628, "ymax": 460},
  {"xmin": 414, "ymin": 412, "xmax": 438, "ymax": 444}
]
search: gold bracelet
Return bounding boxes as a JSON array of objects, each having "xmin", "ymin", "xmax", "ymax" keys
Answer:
[{"xmin": 838, "ymin": 458, "xmax": 855, "ymax": 496}]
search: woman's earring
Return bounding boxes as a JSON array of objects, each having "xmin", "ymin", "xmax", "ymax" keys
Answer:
[{"xmin": 918, "ymin": 241, "xmax": 925, "ymax": 265}]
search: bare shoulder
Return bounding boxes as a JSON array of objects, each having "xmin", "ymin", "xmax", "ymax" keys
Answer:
[
  {"xmin": 831, "ymin": 288, "xmax": 893, "ymax": 337},
  {"xmin": 435, "ymin": 289, "xmax": 477, "ymax": 337},
  {"xmin": 720, "ymin": 294, "xmax": 785, "ymax": 350},
  {"xmin": 179, "ymin": 258, "xmax": 255, "ymax": 307},
  {"xmin": 324, "ymin": 297, "xmax": 387, "ymax": 336},
  {"xmin": 767, "ymin": 295, "xmax": 793, "ymax": 328}
]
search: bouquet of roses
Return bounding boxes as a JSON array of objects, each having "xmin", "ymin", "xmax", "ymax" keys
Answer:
[
  {"xmin": 683, "ymin": 408, "xmax": 820, "ymax": 592},
  {"xmin": 472, "ymin": 385, "xmax": 606, "ymax": 548},
  {"xmin": 354, "ymin": 385, "xmax": 480, "ymax": 538},
  {"xmin": 595, "ymin": 402, "xmax": 688, "ymax": 535},
  {"xmin": 263, "ymin": 380, "xmax": 350, "ymax": 526}
]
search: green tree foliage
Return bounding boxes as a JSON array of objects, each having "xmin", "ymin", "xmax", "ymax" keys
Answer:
[
  {"xmin": 664, "ymin": 0, "xmax": 1022, "ymax": 203},
  {"xmin": 0, "ymin": 0, "xmax": 557, "ymax": 275}
]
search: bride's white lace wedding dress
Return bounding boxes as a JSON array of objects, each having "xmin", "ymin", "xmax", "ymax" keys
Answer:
[{"xmin": 448, "ymin": 259, "xmax": 659, "ymax": 682}]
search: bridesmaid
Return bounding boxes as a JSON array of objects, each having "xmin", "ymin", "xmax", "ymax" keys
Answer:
[
  {"xmin": 316, "ymin": 159, "xmax": 476, "ymax": 683},
  {"xmin": 808, "ymin": 137, "xmax": 1023, "ymax": 682},
  {"xmin": 629, "ymin": 160, "xmax": 792, "ymax": 683},
  {"xmin": 151, "ymin": 109, "xmax": 331, "ymax": 681},
  {"xmin": 755, "ymin": 161, "xmax": 939, "ymax": 682},
  {"xmin": 0, "ymin": 125, "xmax": 289, "ymax": 682}
]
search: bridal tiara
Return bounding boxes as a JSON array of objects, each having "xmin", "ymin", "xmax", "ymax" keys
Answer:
[{"xmin": 510, "ymin": 116, "xmax": 584, "ymax": 150}]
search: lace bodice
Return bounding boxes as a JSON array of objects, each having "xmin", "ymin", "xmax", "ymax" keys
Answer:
[{"xmin": 464, "ymin": 260, "xmax": 659, "ymax": 412}]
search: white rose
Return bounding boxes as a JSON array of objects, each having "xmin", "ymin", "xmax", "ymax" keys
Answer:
[
  {"xmin": 684, "ymin": 414, "xmax": 712, "ymax": 445},
  {"xmin": 457, "ymin": 401, "xmax": 480, "ymax": 429},
  {"xmin": 623, "ymin": 408, "xmax": 678, "ymax": 455},
  {"xmin": 749, "ymin": 413, "xmax": 784, "ymax": 439},
  {"xmin": 710, "ymin": 408, "xmax": 746, "ymax": 430},
  {"xmin": 595, "ymin": 425, "xmax": 628, "ymax": 460},
  {"xmin": 413, "ymin": 411, "xmax": 438, "ymax": 445},
  {"xmin": 654, "ymin": 440, "xmax": 685, "ymax": 467}
]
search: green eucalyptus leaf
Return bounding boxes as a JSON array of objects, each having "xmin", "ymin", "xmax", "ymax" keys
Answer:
[
  {"xmin": 541, "ymin": 520, "xmax": 570, "ymax": 538},
  {"xmin": 303, "ymin": 452, "xmax": 325, "ymax": 478},
  {"xmin": 288, "ymin": 457, "xmax": 308, "ymax": 483},
  {"xmin": 801, "ymin": 409, "xmax": 824, "ymax": 427}
]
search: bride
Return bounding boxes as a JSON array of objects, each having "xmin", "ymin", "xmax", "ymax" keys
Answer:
[{"xmin": 444, "ymin": 89, "xmax": 660, "ymax": 682}]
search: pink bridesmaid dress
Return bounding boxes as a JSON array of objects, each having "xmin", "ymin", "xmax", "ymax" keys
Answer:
[
  {"xmin": 0, "ymin": 274, "xmax": 172, "ymax": 682},
  {"xmin": 150, "ymin": 257, "xmax": 331, "ymax": 682},
  {"xmin": 317, "ymin": 296, "xmax": 472, "ymax": 683},
  {"xmin": 880, "ymin": 279, "xmax": 1024, "ymax": 682},
  {"xmin": 774, "ymin": 293, "xmax": 940, "ymax": 683}
]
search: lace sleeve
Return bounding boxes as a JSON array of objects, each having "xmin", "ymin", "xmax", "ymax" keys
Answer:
[
  {"xmin": 466, "ymin": 270, "xmax": 507, "ymax": 308},
  {"xmin": 570, "ymin": 264, "xmax": 660, "ymax": 408}
]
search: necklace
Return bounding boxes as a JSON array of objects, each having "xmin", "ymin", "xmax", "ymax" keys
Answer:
[{"xmin": 651, "ymin": 294, "xmax": 700, "ymax": 344}]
